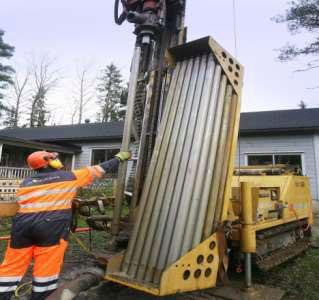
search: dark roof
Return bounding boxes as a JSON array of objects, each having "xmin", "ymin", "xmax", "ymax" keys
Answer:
[
  {"xmin": 240, "ymin": 108, "xmax": 319, "ymax": 134},
  {"xmin": 0, "ymin": 122, "xmax": 124, "ymax": 142},
  {"xmin": 0, "ymin": 135, "xmax": 81, "ymax": 154},
  {"xmin": 1, "ymin": 109, "xmax": 319, "ymax": 143}
]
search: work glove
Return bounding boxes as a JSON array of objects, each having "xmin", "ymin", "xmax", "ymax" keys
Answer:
[{"xmin": 115, "ymin": 151, "xmax": 131, "ymax": 161}]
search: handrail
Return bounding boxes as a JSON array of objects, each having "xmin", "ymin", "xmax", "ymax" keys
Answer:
[{"xmin": 0, "ymin": 166, "xmax": 33, "ymax": 179}]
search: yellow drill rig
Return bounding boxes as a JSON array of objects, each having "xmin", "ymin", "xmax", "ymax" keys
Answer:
[
  {"xmin": 0, "ymin": 0, "xmax": 313, "ymax": 296},
  {"xmin": 102, "ymin": 0, "xmax": 313, "ymax": 295}
]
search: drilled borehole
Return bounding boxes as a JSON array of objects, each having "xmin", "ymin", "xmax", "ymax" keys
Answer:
[
  {"xmin": 236, "ymin": 64, "xmax": 240, "ymax": 70},
  {"xmin": 209, "ymin": 241, "xmax": 216, "ymax": 250},
  {"xmin": 205, "ymin": 268, "xmax": 212, "ymax": 277},
  {"xmin": 207, "ymin": 254, "xmax": 214, "ymax": 263},
  {"xmin": 235, "ymin": 71, "xmax": 239, "ymax": 78},
  {"xmin": 194, "ymin": 269, "xmax": 201, "ymax": 279},
  {"xmin": 234, "ymin": 79, "xmax": 239, "ymax": 86},
  {"xmin": 197, "ymin": 255, "xmax": 204, "ymax": 264},
  {"xmin": 229, "ymin": 58, "xmax": 234, "ymax": 64},
  {"xmin": 228, "ymin": 66, "xmax": 233, "ymax": 72},
  {"xmin": 222, "ymin": 51, "xmax": 227, "ymax": 58},
  {"xmin": 183, "ymin": 270, "xmax": 191, "ymax": 280}
]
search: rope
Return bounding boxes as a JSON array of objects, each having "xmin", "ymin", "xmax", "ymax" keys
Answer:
[
  {"xmin": 69, "ymin": 231, "xmax": 97, "ymax": 258},
  {"xmin": 232, "ymin": 0, "xmax": 238, "ymax": 57},
  {"xmin": 15, "ymin": 280, "xmax": 32, "ymax": 298}
]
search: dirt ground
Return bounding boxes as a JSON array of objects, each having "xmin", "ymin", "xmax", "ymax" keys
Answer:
[{"xmin": 4, "ymin": 202, "xmax": 319, "ymax": 299}]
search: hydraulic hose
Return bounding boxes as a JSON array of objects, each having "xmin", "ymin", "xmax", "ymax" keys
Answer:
[
  {"xmin": 46, "ymin": 268, "xmax": 104, "ymax": 300},
  {"xmin": 114, "ymin": 0, "xmax": 127, "ymax": 25}
]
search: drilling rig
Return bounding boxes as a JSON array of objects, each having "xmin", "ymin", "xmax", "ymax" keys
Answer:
[
  {"xmin": 99, "ymin": 0, "xmax": 312, "ymax": 295},
  {"xmin": 0, "ymin": 0, "xmax": 313, "ymax": 297}
]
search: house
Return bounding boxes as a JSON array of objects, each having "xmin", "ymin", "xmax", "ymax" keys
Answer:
[
  {"xmin": 1, "ymin": 108, "xmax": 319, "ymax": 199},
  {"xmin": 0, "ymin": 122, "xmax": 123, "ymax": 170},
  {"xmin": 238, "ymin": 108, "xmax": 319, "ymax": 200}
]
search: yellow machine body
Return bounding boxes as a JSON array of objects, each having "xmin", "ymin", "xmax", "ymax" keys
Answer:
[{"xmin": 231, "ymin": 173, "xmax": 313, "ymax": 256}]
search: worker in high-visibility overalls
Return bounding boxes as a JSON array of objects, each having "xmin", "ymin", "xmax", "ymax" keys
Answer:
[{"xmin": 0, "ymin": 150, "xmax": 130, "ymax": 300}]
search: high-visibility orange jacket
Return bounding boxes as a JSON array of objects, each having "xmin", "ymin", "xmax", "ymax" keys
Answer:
[
  {"xmin": 11, "ymin": 159, "xmax": 119, "ymax": 248},
  {"xmin": 17, "ymin": 165, "xmax": 105, "ymax": 214},
  {"xmin": 0, "ymin": 159, "xmax": 119, "ymax": 300}
]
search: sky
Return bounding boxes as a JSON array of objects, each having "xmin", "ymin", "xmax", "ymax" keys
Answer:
[{"xmin": 1, "ymin": 0, "xmax": 319, "ymax": 125}]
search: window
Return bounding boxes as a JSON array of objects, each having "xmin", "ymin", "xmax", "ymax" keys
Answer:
[
  {"xmin": 247, "ymin": 155, "xmax": 273, "ymax": 166},
  {"xmin": 91, "ymin": 148, "xmax": 120, "ymax": 165},
  {"xmin": 247, "ymin": 153, "xmax": 303, "ymax": 175}
]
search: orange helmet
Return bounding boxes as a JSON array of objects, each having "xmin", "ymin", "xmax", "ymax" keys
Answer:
[{"xmin": 27, "ymin": 151, "xmax": 58, "ymax": 170}]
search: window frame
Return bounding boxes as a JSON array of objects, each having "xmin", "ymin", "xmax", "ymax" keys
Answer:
[
  {"xmin": 89, "ymin": 146, "xmax": 121, "ymax": 166},
  {"xmin": 244, "ymin": 152, "xmax": 306, "ymax": 175}
]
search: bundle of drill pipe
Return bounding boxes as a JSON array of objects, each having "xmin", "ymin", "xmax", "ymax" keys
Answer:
[{"xmin": 119, "ymin": 37, "xmax": 242, "ymax": 285}]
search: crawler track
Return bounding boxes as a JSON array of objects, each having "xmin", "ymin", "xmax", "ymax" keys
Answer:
[{"xmin": 255, "ymin": 239, "xmax": 311, "ymax": 271}]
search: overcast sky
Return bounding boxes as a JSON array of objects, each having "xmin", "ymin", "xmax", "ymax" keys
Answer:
[{"xmin": 1, "ymin": 0, "xmax": 319, "ymax": 124}]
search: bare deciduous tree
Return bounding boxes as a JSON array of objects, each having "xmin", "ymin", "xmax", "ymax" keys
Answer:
[
  {"xmin": 70, "ymin": 63, "xmax": 95, "ymax": 124},
  {"xmin": 28, "ymin": 55, "xmax": 59, "ymax": 127},
  {"xmin": 4, "ymin": 68, "xmax": 30, "ymax": 127}
]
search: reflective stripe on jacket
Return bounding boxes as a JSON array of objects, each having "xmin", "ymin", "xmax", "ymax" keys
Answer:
[{"xmin": 17, "ymin": 166, "xmax": 104, "ymax": 214}]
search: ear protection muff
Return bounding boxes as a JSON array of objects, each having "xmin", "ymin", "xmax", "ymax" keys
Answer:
[{"xmin": 49, "ymin": 159, "xmax": 64, "ymax": 169}]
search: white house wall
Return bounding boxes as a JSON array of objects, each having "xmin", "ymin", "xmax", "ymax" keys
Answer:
[
  {"xmin": 74, "ymin": 141, "xmax": 122, "ymax": 169},
  {"xmin": 73, "ymin": 134, "xmax": 319, "ymax": 200},
  {"xmin": 312, "ymin": 133, "xmax": 319, "ymax": 201},
  {"xmin": 73, "ymin": 141, "xmax": 137, "ymax": 191},
  {"xmin": 235, "ymin": 134, "xmax": 318, "ymax": 200}
]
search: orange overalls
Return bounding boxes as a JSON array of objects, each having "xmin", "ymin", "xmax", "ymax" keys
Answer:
[{"xmin": 0, "ymin": 161, "xmax": 116, "ymax": 300}]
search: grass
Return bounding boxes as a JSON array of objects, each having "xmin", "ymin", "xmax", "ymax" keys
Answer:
[
  {"xmin": 77, "ymin": 180, "xmax": 114, "ymax": 198},
  {"xmin": 254, "ymin": 247, "xmax": 319, "ymax": 300}
]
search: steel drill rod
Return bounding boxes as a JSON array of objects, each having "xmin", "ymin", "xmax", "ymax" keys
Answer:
[
  {"xmin": 128, "ymin": 61, "xmax": 188, "ymax": 278},
  {"xmin": 191, "ymin": 72, "xmax": 227, "ymax": 248},
  {"xmin": 136, "ymin": 59, "xmax": 195, "ymax": 281},
  {"xmin": 212, "ymin": 94, "xmax": 239, "ymax": 232},
  {"xmin": 166, "ymin": 55, "xmax": 215, "ymax": 266},
  {"xmin": 121, "ymin": 62, "xmax": 182, "ymax": 274},
  {"xmin": 245, "ymin": 253, "xmax": 252, "ymax": 288},
  {"xmin": 174, "ymin": 56, "xmax": 220, "ymax": 260},
  {"xmin": 129, "ymin": 70, "xmax": 156, "ymax": 222},
  {"xmin": 153, "ymin": 56, "xmax": 208, "ymax": 282},
  {"xmin": 144, "ymin": 57, "xmax": 201, "ymax": 283},
  {"xmin": 203, "ymin": 85, "xmax": 233, "ymax": 238},
  {"xmin": 112, "ymin": 46, "xmax": 141, "ymax": 235}
]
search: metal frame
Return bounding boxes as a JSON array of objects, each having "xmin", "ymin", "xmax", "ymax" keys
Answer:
[{"xmin": 105, "ymin": 36, "xmax": 244, "ymax": 295}]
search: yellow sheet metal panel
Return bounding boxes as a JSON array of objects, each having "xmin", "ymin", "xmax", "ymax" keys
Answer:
[{"xmin": 159, "ymin": 234, "xmax": 219, "ymax": 295}]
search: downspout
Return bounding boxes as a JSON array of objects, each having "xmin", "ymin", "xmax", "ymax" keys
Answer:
[
  {"xmin": 71, "ymin": 153, "xmax": 76, "ymax": 170},
  {"xmin": 0, "ymin": 143, "xmax": 3, "ymax": 164}
]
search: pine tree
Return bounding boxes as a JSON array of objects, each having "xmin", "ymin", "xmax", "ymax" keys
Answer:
[
  {"xmin": 29, "ymin": 87, "xmax": 49, "ymax": 127},
  {"xmin": 298, "ymin": 100, "xmax": 307, "ymax": 109},
  {"xmin": 3, "ymin": 105, "xmax": 16, "ymax": 127},
  {"xmin": 0, "ymin": 29, "xmax": 15, "ymax": 115},
  {"xmin": 97, "ymin": 63, "xmax": 125, "ymax": 122},
  {"xmin": 274, "ymin": 0, "xmax": 319, "ymax": 65}
]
